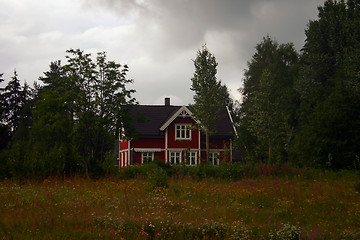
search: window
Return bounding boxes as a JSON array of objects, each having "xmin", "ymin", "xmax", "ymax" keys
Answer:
[
  {"xmin": 169, "ymin": 151, "xmax": 181, "ymax": 165},
  {"xmin": 175, "ymin": 124, "xmax": 191, "ymax": 140},
  {"xmin": 185, "ymin": 151, "xmax": 197, "ymax": 166},
  {"xmin": 142, "ymin": 152, "xmax": 154, "ymax": 164},
  {"xmin": 209, "ymin": 152, "xmax": 219, "ymax": 165}
]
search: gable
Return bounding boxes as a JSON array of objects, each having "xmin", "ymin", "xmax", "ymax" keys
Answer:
[{"xmin": 160, "ymin": 106, "xmax": 195, "ymax": 131}]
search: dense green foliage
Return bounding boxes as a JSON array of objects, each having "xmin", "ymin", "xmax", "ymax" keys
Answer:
[
  {"xmin": 238, "ymin": 37, "xmax": 299, "ymax": 164},
  {"xmin": 238, "ymin": 0, "xmax": 360, "ymax": 169},
  {"xmin": 291, "ymin": 0, "xmax": 360, "ymax": 168},
  {"xmin": 0, "ymin": 49, "xmax": 136, "ymax": 178}
]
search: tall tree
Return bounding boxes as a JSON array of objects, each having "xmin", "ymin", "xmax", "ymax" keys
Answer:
[
  {"xmin": 64, "ymin": 49, "xmax": 136, "ymax": 175},
  {"xmin": 0, "ymin": 73, "xmax": 10, "ymax": 150},
  {"xmin": 293, "ymin": 0, "xmax": 360, "ymax": 168},
  {"xmin": 239, "ymin": 37, "xmax": 299, "ymax": 163},
  {"xmin": 24, "ymin": 49, "xmax": 136, "ymax": 177},
  {"xmin": 27, "ymin": 61, "xmax": 78, "ymax": 176},
  {"xmin": 1, "ymin": 71, "xmax": 31, "ymax": 134},
  {"xmin": 190, "ymin": 45, "xmax": 230, "ymax": 163},
  {"xmin": 1, "ymin": 71, "xmax": 33, "ymax": 178}
]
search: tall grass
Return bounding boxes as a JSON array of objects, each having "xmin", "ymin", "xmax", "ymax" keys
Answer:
[{"xmin": 0, "ymin": 164, "xmax": 359, "ymax": 239}]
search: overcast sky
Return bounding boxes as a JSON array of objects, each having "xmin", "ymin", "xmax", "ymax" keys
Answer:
[{"xmin": 0, "ymin": 0, "xmax": 324, "ymax": 105}]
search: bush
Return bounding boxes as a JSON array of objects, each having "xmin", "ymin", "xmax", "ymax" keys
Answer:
[
  {"xmin": 119, "ymin": 163, "xmax": 158, "ymax": 179},
  {"xmin": 117, "ymin": 161, "xmax": 316, "ymax": 181},
  {"xmin": 101, "ymin": 151, "xmax": 119, "ymax": 176},
  {"xmin": 147, "ymin": 168, "xmax": 169, "ymax": 189}
]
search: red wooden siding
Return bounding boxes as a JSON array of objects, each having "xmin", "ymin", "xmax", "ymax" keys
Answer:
[
  {"xmin": 167, "ymin": 118, "xmax": 199, "ymax": 149},
  {"xmin": 131, "ymin": 138, "xmax": 164, "ymax": 149},
  {"xmin": 119, "ymin": 140, "xmax": 129, "ymax": 151}
]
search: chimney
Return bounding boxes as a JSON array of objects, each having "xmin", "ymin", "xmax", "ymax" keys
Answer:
[{"xmin": 165, "ymin": 97, "xmax": 170, "ymax": 106}]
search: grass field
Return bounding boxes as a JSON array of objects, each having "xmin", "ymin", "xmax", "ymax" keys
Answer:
[{"xmin": 0, "ymin": 165, "xmax": 359, "ymax": 239}]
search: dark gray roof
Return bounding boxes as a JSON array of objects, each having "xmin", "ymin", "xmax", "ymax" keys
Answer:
[
  {"xmin": 128, "ymin": 104, "xmax": 235, "ymax": 138},
  {"xmin": 129, "ymin": 105, "xmax": 180, "ymax": 137},
  {"xmin": 212, "ymin": 107, "xmax": 236, "ymax": 138}
]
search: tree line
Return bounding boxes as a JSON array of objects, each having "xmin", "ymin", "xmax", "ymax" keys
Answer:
[
  {"xmin": 1, "ymin": 0, "xmax": 359, "ymax": 178},
  {"xmin": 235, "ymin": 0, "xmax": 360, "ymax": 169},
  {"xmin": 0, "ymin": 49, "xmax": 136, "ymax": 178}
]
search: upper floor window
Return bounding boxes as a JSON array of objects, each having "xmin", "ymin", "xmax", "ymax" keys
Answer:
[{"xmin": 175, "ymin": 124, "xmax": 191, "ymax": 140}]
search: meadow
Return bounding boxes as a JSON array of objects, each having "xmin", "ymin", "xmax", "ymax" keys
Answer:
[{"xmin": 0, "ymin": 164, "xmax": 359, "ymax": 239}]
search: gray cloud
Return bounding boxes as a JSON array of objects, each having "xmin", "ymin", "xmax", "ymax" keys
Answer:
[{"xmin": 0, "ymin": 0, "xmax": 324, "ymax": 105}]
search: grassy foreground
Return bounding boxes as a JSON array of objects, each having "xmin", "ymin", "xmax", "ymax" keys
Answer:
[{"xmin": 0, "ymin": 167, "xmax": 359, "ymax": 239}]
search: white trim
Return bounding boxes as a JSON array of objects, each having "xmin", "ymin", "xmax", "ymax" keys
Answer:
[
  {"xmin": 160, "ymin": 106, "xmax": 194, "ymax": 131},
  {"xmin": 134, "ymin": 148, "xmax": 162, "ymax": 152},
  {"xmin": 166, "ymin": 148, "xmax": 190, "ymax": 151},
  {"xmin": 198, "ymin": 129, "xmax": 201, "ymax": 164},
  {"xmin": 124, "ymin": 152, "xmax": 127, "ymax": 167},
  {"xmin": 118, "ymin": 139, "xmax": 121, "ymax": 169},
  {"xmin": 165, "ymin": 128, "xmax": 168, "ymax": 163},
  {"xmin": 127, "ymin": 140, "xmax": 131, "ymax": 166},
  {"xmin": 226, "ymin": 106, "xmax": 238, "ymax": 138}
]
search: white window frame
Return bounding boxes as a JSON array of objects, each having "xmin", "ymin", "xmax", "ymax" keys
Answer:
[
  {"xmin": 169, "ymin": 151, "xmax": 181, "ymax": 165},
  {"xmin": 175, "ymin": 124, "xmax": 192, "ymax": 140},
  {"xmin": 185, "ymin": 151, "xmax": 197, "ymax": 166},
  {"xmin": 142, "ymin": 152, "xmax": 154, "ymax": 164},
  {"xmin": 209, "ymin": 152, "xmax": 220, "ymax": 165}
]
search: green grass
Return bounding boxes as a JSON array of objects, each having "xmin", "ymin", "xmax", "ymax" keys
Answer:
[{"xmin": 0, "ymin": 166, "xmax": 359, "ymax": 239}]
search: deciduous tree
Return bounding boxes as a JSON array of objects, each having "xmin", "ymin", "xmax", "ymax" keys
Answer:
[
  {"xmin": 190, "ymin": 45, "xmax": 230, "ymax": 163},
  {"xmin": 239, "ymin": 37, "xmax": 299, "ymax": 163}
]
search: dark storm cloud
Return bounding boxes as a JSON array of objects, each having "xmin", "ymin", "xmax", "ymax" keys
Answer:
[
  {"xmin": 0, "ymin": 0, "xmax": 324, "ymax": 105},
  {"xmin": 84, "ymin": 0, "xmax": 257, "ymax": 51},
  {"xmin": 84, "ymin": 0, "xmax": 323, "ymax": 104},
  {"xmin": 85, "ymin": 0, "xmax": 321, "ymax": 50}
]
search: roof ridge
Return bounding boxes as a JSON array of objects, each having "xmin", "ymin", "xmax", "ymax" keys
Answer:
[{"xmin": 136, "ymin": 104, "xmax": 189, "ymax": 107}]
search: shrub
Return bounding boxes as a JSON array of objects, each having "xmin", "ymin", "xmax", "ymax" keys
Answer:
[
  {"xmin": 119, "ymin": 163, "xmax": 157, "ymax": 179},
  {"xmin": 101, "ymin": 151, "xmax": 119, "ymax": 176},
  {"xmin": 147, "ymin": 168, "xmax": 169, "ymax": 189}
]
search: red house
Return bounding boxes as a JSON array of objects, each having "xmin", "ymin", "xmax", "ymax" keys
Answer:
[{"xmin": 118, "ymin": 98, "xmax": 236, "ymax": 168}]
